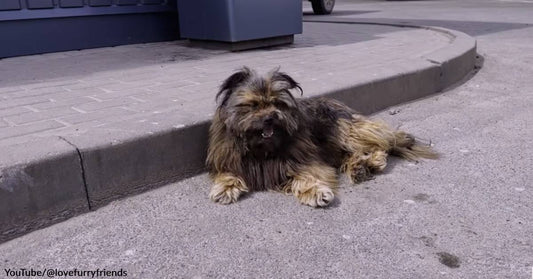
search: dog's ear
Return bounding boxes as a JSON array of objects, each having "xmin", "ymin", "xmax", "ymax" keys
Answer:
[
  {"xmin": 270, "ymin": 68, "xmax": 303, "ymax": 96},
  {"xmin": 216, "ymin": 67, "xmax": 252, "ymax": 107}
]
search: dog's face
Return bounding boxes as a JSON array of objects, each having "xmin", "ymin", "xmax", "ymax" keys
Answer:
[{"xmin": 216, "ymin": 67, "xmax": 302, "ymax": 156}]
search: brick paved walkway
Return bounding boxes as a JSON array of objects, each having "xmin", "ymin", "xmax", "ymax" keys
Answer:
[{"xmin": 0, "ymin": 22, "xmax": 449, "ymax": 147}]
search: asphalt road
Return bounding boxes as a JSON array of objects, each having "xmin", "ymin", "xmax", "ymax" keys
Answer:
[{"xmin": 1, "ymin": 0, "xmax": 532, "ymax": 278}]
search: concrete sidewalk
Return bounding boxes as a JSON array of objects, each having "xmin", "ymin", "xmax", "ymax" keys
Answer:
[{"xmin": 0, "ymin": 21, "xmax": 476, "ymax": 242}]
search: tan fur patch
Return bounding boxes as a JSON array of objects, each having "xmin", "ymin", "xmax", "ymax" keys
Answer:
[
  {"xmin": 337, "ymin": 116, "xmax": 438, "ymax": 183},
  {"xmin": 206, "ymin": 111, "xmax": 242, "ymax": 173},
  {"xmin": 337, "ymin": 117, "xmax": 395, "ymax": 152},
  {"xmin": 209, "ymin": 173, "xmax": 248, "ymax": 205},
  {"xmin": 285, "ymin": 163, "xmax": 337, "ymax": 207}
]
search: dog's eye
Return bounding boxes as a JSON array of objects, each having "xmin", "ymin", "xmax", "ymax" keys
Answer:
[
  {"xmin": 236, "ymin": 102, "xmax": 258, "ymax": 109},
  {"xmin": 273, "ymin": 100, "xmax": 288, "ymax": 109}
]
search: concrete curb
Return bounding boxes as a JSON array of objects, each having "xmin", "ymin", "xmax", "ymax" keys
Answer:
[
  {"xmin": 334, "ymin": 25, "xmax": 477, "ymax": 114},
  {"xmin": 0, "ymin": 23, "xmax": 477, "ymax": 243},
  {"xmin": 0, "ymin": 138, "xmax": 90, "ymax": 241}
]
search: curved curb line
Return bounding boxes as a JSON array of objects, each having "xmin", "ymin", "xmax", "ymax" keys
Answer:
[{"xmin": 302, "ymin": 20, "xmax": 477, "ymax": 113}]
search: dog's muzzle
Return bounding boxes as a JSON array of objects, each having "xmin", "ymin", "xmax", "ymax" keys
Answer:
[
  {"xmin": 261, "ymin": 116, "xmax": 275, "ymax": 138},
  {"xmin": 261, "ymin": 126, "xmax": 274, "ymax": 138}
]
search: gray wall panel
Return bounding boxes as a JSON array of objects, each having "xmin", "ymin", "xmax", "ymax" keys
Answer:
[
  {"xmin": 89, "ymin": 0, "xmax": 113, "ymax": 7},
  {"xmin": 0, "ymin": 0, "xmax": 179, "ymax": 58},
  {"xmin": 27, "ymin": 0, "xmax": 54, "ymax": 9},
  {"xmin": 143, "ymin": 0, "xmax": 164, "ymax": 4},
  {"xmin": 0, "ymin": 0, "xmax": 21, "ymax": 11},
  {"xmin": 117, "ymin": 0, "xmax": 139, "ymax": 5},
  {"xmin": 60, "ymin": 0, "xmax": 84, "ymax": 8}
]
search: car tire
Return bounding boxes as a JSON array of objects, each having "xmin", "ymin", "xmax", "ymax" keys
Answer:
[{"xmin": 311, "ymin": 0, "xmax": 335, "ymax": 15}]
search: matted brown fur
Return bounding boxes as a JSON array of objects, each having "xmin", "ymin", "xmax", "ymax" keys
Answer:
[{"xmin": 206, "ymin": 67, "xmax": 438, "ymax": 207}]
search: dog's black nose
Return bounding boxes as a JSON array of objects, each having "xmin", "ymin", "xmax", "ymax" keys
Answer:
[{"xmin": 264, "ymin": 116, "xmax": 274, "ymax": 125}]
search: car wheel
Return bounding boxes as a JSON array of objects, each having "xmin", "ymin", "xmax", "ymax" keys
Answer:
[{"xmin": 311, "ymin": 0, "xmax": 335, "ymax": 15}]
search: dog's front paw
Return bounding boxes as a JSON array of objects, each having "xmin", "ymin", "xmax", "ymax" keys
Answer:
[
  {"xmin": 296, "ymin": 185, "xmax": 335, "ymax": 208},
  {"xmin": 316, "ymin": 186, "xmax": 335, "ymax": 207},
  {"xmin": 209, "ymin": 173, "xmax": 248, "ymax": 205},
  {"xmin": 209, "ymin": 184, "xmax": 242, "ymax": 204}
]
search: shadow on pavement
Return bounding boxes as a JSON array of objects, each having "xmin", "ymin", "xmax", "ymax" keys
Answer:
[
  {"xmin": 304, "ymin": 16, "xmax": 532, "ymax": 36},
  {"xmin": 0, "ymin": 21, "xmax": 407, "ymax": 86},
  {"xmin": 303, "ymin": 10, "xmax": 379, "ymax": 16}
]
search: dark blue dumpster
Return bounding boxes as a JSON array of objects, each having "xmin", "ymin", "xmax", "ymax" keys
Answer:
[{"xmin": 177, "ymin": 0, "xmax": 302, "ymax": 50}]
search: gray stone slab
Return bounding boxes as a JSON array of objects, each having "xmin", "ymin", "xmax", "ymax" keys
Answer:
[
  {"xmin": 0, "ymin": 137, "xmax": 89, "ymax": 243},
  {"xmin": 0, "ymin": 106, "xmax": 32, "ymax": 117},
  {"xmin": 423, "ymin": 27, "xmax": 478, "ymax": 91},
  {"xmin": 0, "ymin": 120, "xmax": 66, "ymax": 140},
  {"xmin": 63, "ymin": 121, "xmax": 210, "ymax": 209}
]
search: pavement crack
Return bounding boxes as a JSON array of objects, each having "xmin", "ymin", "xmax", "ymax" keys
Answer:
[
  {"xmin": 426, "ymin": 58, "xmax": 442, "ymax": 65},
  {"xmin": 59, "ymin": 136, "xmax": 92, "ymax": 210}
]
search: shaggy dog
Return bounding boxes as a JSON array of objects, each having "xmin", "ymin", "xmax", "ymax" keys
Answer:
[{"xmin": 206, "ymin": 67, "xmax": 437, "ymax": 207}]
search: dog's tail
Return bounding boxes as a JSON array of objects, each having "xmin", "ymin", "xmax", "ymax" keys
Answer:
[
  {"xmin": 390, "ymin": 131, "xmax": 439, "ymax": 161},
  {"xmin": 344, "ymin": 117, "xmax": 439, "ymax": 161}
]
